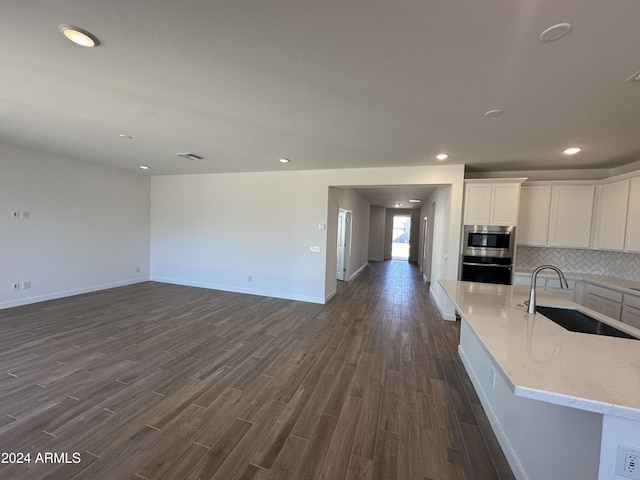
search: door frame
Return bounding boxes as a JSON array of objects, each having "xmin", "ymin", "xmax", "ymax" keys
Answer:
[{"xmin": 337, "ymin": 209, "xmax": 352, "ymax": 281}]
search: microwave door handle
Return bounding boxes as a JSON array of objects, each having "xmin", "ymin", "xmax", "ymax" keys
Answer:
[{"xmin": 462, "ymin": 262, "xmax": 512, "ymax": 268}]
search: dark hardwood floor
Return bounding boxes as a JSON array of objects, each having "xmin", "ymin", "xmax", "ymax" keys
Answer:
[{"xmin": 0, "ymin": 261, "xmax": 514, "ymax": 480}]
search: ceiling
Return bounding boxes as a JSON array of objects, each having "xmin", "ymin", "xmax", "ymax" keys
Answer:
[
  {"xmin": 345, "ymin": 185, "xmax": 439, "ymax": 210},
  {"xmin": 2, "ymin": 0, "xmax": 640, "ymax": 180}
]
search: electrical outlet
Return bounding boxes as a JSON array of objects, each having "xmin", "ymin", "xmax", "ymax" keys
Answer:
[
  {"xmin": 23, "ymin": 281, "xmax": 31, "ymax": 289},
  {"xmin": 616, "ymin": 445, "xmax": 640, "ymax": 479},
  {"xmin": 626, "ymin": 454, "xmax": 639, "ymax": 476},
  {"xmin": 11, "ymin": 282, "xmax": 20, "ymax": 291}
]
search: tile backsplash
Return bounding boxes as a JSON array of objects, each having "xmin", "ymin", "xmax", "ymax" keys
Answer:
[{"xmin": 516, "ymin": 247, "xmax": 640, "ymax": 281}]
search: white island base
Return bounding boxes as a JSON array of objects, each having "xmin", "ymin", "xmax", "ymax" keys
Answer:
[{"xmin": 441, "ymin": 280, "xmax": 640, "ymax": 480}]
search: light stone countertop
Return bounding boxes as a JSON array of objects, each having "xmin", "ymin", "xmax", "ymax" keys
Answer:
[{"xmin": 440, "ymin": 279, "xmax": 640, "ymax": 421}]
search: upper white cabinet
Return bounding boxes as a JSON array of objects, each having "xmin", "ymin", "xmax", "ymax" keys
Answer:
[
  {"xmin": 517, "ymin": 186, "xmax": 552, "ymax": 246},
  {"xmin": 593, "ymin": 179, "xmax": 630, "ymax": 251},
  {"xmin": 464, "ymin": 183, "xmax": 492, "ymax": 225},
  {"xmin": 548, "ymin": 185, "xmax": 595, "ymax": 248},
  {"xmin": 464, "ymin": 180, "xmax": 523, "ymax": 226},
  {"xmin": 625, "ymin": 177, "xmax": 640, "ymax": 252}
]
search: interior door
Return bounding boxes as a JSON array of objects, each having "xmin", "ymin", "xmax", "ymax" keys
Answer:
[{"xmin": 337, "ymin": 210, "xmax": 346, "ymax": 280}]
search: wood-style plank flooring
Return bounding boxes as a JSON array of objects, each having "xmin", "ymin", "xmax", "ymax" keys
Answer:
[{"xmin": 0, "ymin": 261, "xmax": 515, "ymax": 479}]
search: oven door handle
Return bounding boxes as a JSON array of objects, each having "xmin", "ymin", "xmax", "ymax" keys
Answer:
[{"xmin": 462, "ymin": 262, "xmax": 512, "ymax": 268}]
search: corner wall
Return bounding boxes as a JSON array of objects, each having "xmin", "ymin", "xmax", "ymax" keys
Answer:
[
  {"xmin": 328, "ymin": 187, "xmax": 371, "ymax": 283},
  {"xmin": 368, "ymin": 206, "xmax": 386, "ymax": 262},
  {"xmin": 0, "ymin": 143, "xmax": 151, "ymax": 309},
  {"xmin": 151, "ymin": 164, "xmax": 465, "ymax": 305}
]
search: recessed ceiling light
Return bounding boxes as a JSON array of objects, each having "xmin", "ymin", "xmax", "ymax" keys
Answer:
[
  {"xmin": 484, "ymin": 109, "xmax": 504, "ymax": 118},
  {"xmin": 59, "ymin": 24, "xmax": 100, "ymax": 47},
  {"xmin": 139, "ymin": 165, "xmax": 150, "ymax": 170},
  {"xmin": 563, "ymin": 147, "xmax": 582, "ymax": 155},
  {"xmin": 539, "ymin": 23, "xmax": 571, "ymax": 43},
  {"xmin": 278, "ymin": 158, "xmax": 290, "ymax": 164},
  {"xmin": 409, "ymin": 199, "xmax": 421, "ymax": 203},
  {"xmin": 436, "ymin": 153, "xmax": 449, "ymax": 161}
]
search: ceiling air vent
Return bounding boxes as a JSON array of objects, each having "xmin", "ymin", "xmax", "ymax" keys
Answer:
[
  {"xmin": 625, "ymin": 71, "xmax": 640, "ymax": 83},
  {"xmin": 175, "ymin": 152, "xmax": 205, "ymax": 160}
]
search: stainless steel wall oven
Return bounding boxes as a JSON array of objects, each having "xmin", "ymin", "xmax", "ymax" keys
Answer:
[{"xmin": 460, "ymin": 225, "xmax": 515, "ymax": 285}]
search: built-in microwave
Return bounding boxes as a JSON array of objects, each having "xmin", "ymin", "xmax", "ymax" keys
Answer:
[{"xmin": 463, "ymin": 225, "xmax": 515, "ymax": 258}]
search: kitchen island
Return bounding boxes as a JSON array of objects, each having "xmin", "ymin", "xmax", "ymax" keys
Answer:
[{"xmin": 440, "ymin": 279, "xmax": 640, "ymax": 480}]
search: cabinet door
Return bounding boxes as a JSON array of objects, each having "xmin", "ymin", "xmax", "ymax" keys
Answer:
[
  {"xmin": 625, "ymin": 177, "xmax": 640, "ymax": 252},
  {"xmin": 548, "ymin": 185, "xmax": 595, "ymax": 248},
  {"xmin": 490, "ymin": 183, "xmax": 520, "ymax": 226},
  {"xmin": 585, "ymin": 294, "xmax": 601, "ymax": 313},
  {"xmin": 621, "ymin": 305, "xmax": 640, "ymax": 330},
  {"xmin": 600, "ymin": 299, "xmax": 622, "ymax": 321},
  {"xmin": 517, "ymin": 186, "xmax": 551, "ymax": 246},
  {"xmin": 464, "ymin": 183, "xmax": 492, "ymax": 225},
  {"xmin": 594, "ymin": 180, "xmax": 629, "ymax": 250},
  {"xmin": 585, "ymin": 294, "xmax": 622, "ymax": 320}
]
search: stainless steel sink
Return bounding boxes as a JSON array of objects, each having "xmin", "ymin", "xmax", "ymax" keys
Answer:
[{"xmin": 536, "ymin": 306, "xmax": 639, "ymax": 340}]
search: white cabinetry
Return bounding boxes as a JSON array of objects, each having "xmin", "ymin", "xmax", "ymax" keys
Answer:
[
  {"xmin": 584, "ymin": 284, "xmax": 622, "ymax": 321},
  {"xmin": 593, "ymin": 180, "xmax": 630, "ymax": 251},
  {"xmin": 625, "ymin": 177, "xmax": 640, "ymax": 252},
  {"xmin": 548, "ymin": 185, "xmax": 595, "ymax": 248},
  {"xmin": 512, "ymin": 273, "xmax": 576, "ymax": 301},
  {"xmin": 464, "ymin": 183, "xmax": 492, "ymax": 225},
  {"xmin": 517, "ymin": 186, "xmax": 552, "ymax": 246},
  {"xmin": 464, "ymin": 180, "xmax": 523, "ymax": 226},
  {"xmin": 621, "ymin": 293, "xmax": 640, "ymax": 330}
]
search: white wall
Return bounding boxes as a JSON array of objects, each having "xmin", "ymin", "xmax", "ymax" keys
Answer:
[
  {"xmin": 417, "ymin": 201, "xmax": 436, "ymax": 282},
  {"xmin": 151, "ymin": 164, "xmax": 465, "ymax": 304},
  {"xmin": 151, "ymin": 170, "xmax": 330, "ymax": 303},
  {"xmin": 328, "ymin": 187, "xmax": 370, "ymax": 281},
  {"xmin": 0, "ymin": 143, "xmax": 150, "ymax": 309},
  {"xmin": 424, "ymin": 185, "xmax": 460, "ymax": 319},
  {"xmin": 368, "ymin": 205, "xmax": 386, "ymax": 261}
]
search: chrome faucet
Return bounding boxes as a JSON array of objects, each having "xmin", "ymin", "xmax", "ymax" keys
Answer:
[{"xmin": 527, "ymin": 265, "xmax": 568, "ymax": 314}]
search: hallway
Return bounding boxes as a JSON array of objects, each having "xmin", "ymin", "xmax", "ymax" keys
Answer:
[{"xmin": 0, "ymin": 261, "xmax": 513, "ymax": 479}]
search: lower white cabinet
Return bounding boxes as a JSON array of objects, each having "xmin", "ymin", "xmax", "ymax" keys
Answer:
[
  {"xmin": 585, "ymin": 295, "xmax": 622, "ymax": 321},
  {"xmin": 622, "ymin": 293, "xmax": 640, "ymax": 329},
  {"xmin": 584, "ymin": 284, "xmax": 622, "ymax": 321},
  {"xmin": 622, "ymin": 306, "xmax": 640, "ymax": 330},
  {"xmin": 512, "ymin": 273, "xmax": 576, "ymax": 301}
]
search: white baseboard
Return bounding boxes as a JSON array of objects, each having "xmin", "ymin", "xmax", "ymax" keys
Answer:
[
  {"xmin": 0, "ymin": 278, "xmax": 149, "ymax": 310},
  {"xmin": 430, "ymin": 287, "xmax": 457, "ymax": 321},
  {"xmin": 150, "ymin": 276, "xmax": 326, "ymax": 304},
  {"xmin": 349, "ymin": 263, "xmax": 367, "ymax": 282}
]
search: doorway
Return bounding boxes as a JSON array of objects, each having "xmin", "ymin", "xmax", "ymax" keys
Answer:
[
  {"xmin": 337, "ymin": 209, "xmax": 352, "ymax": 281},
  {"xmin": 422, "ymin": 202, "xmax": 435, "ymax": 282},
  {"xmin": 391, "ymin": 215, "xmax": 411, "ymax": 261}
]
